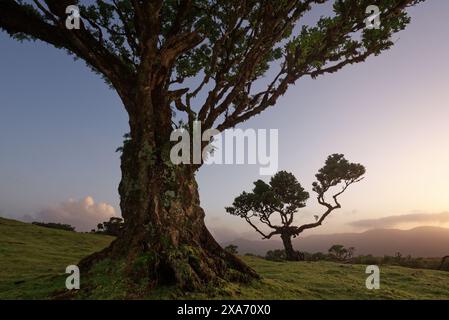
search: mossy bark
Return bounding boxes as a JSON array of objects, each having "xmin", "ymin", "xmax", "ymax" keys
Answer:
[{"xmin": 80, "ymin": 95, "xmax": 258, "ymax": 291}]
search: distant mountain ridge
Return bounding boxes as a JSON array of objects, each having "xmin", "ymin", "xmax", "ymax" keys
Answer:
[{"xmin": 222, "ymin": 226, "xmax": 449, "ymax": 257}]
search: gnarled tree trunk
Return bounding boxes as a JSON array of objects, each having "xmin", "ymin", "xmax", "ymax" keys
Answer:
[
  {"xmin": 280, "ymin": 233, "xmax": 301, "ymax": 261},
  {"xmin": 80, "ymin": 93, "xmax": 258, "ymax": 291}
]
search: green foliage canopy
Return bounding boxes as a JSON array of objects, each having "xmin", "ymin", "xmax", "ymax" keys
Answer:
[
  {"xmin": 0, "ymin": 0, "xmax": 424, "ymax": 132},
  {"xmin": 226, "ymin": 154, "xmax": 366, "ymax": 239}
]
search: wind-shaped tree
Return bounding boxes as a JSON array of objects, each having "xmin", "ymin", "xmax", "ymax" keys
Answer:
[
  {"xmin": 226, "ymin": 154, "xmax": 365, "ymax": 260},
  {"xmin": 0, "ymin": 0, "xmax": 422, "ymax": 290}
]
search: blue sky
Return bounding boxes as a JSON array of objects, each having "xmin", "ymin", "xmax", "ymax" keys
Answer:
[{"xmin": 1, "ymin": 1, "xmax": 449, "ymax": 239}]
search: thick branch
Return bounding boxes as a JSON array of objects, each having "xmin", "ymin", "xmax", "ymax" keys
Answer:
[
  {"xmin": 0, "ymin": 0, "xmax": 135, "ymax": 107},
  {"xmin": 211, "ymin": 0, "xmax": 419, "ymax": 132},
  {"xmin": 295, "ymin": 206, "xmax": 335, "ymax": 235},
  {"xmin": 244, "ymin": 216, "xmax": 272, "ymax": 239}
]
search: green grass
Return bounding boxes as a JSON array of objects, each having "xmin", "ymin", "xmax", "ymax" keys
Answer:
[
  {"xmin": 1, "ymin": 216, "xmax": 449, "ymax": 300},
  {"xmin": 0, "ymin": 217, "xmax": 114, "ymax": 299}
]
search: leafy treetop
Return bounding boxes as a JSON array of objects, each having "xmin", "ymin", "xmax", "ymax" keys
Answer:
[
  {"xmin": 0, "ymin": 0, "xmax": 424, "ymax": 132},
  {"xmin": 226, "ymin": 154, "xmax": 365, "ymax": 239}
]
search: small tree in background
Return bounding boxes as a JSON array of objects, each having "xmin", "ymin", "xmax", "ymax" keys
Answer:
[
  {"xmin": 265, "ymin": 249, "xmax": 287, "ymax": 262},
  {"xmin": 96, "ymin": 217, "xmax": 124, "ymax": 237},
  {"xmin": 32, "ymin": 221, "xmax": 75, "ymax": 232},
  {"xmin": 224, "ymin": 244, "xmax": 239, "ymax": 255},
  {"xmin": 226, "ymin": 154, "xmax": 365, "ymax": 261},
  {"xmin": 328, "ymin": 244, "xmax": 355, "ymax": 261},
  {"xmin": 226, "ymin": 170, "xmax": 309, "ymax": 261}
]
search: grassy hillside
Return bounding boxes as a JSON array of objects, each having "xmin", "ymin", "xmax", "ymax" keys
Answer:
[
  {"xmin": 0, "ymin": 217, "xmax": 114, "ymax": 299},
  {"xmin": 1, "ymin": 217, "xmax": 449, "ymax": 300}
]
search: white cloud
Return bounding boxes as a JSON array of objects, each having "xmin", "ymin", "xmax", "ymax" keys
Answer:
[{"xmin": 25, "ymin": 196, "xmax": 117, "ymax": 231}]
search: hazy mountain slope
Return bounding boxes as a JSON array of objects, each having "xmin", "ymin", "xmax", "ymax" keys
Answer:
[{"xmin": 224, "ymin": 226, "xmax": 449, "ymax": 257}]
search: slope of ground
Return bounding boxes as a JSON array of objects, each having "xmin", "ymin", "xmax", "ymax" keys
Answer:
[
  {"xmin": 0, "ymin": 217, "xmax": 114, "ymax": 299},
  {"xmin": 1, "ymin": 217, "xmax": 449, "ymax": 299}
]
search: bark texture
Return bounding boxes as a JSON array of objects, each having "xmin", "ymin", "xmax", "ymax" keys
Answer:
[
  {"xmin": 280, "ymin": 232, "xmax": 302, "ymax": 261},
  {"xmin": 79, "ymin": 95, "xmax": 258, "ymax": 291}
]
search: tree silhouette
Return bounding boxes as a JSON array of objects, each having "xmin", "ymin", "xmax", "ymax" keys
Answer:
[
  {"xmin": 0, "ymin": 0, "xmax": 423, "ymax": 290},
  {"xmin": 98, "ymin": 217, "xmax": 124, "ymax": 236},
  {"xmin": 224, "ymin": 244, "xmax": 239, "ymax": 255},
  {"xmin": 328, "ymin": 244, "xmax": 355, "ymax": 261},
  {"xmin": 227, "ymin": 154, "xmax": 365, "ymax": 260},
  {"xmin": 226, "ymin": 170, "xmax": 309, "ymax": 260}
]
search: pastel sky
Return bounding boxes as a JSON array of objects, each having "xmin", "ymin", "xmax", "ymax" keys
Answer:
[{"xmin": 1, "ymin": 1, "xmax": 448, "ymax": 238}]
